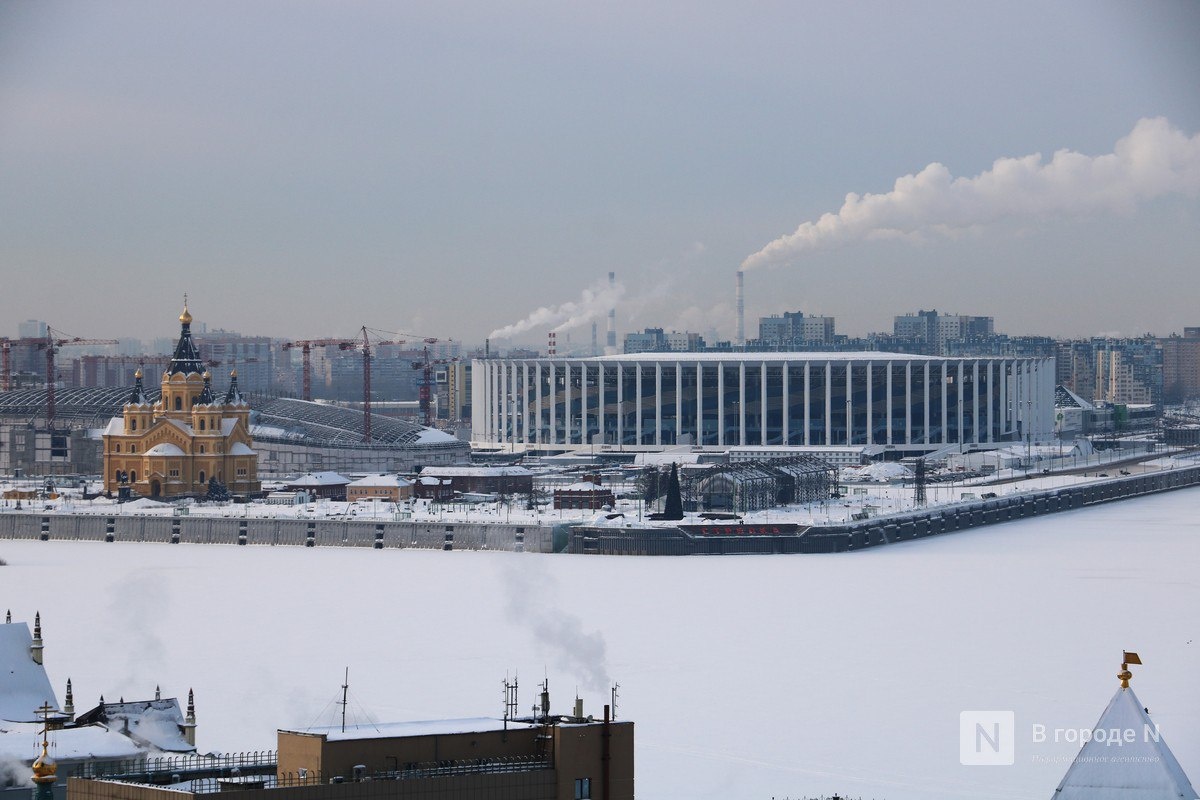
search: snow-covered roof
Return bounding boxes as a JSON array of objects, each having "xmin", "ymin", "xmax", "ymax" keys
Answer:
[
  {"xmin": 0, "ymin": 623, "xmax": 58, "ymax": 723},
  {"xmin": 1053, "ymin": 684, "xmax": 1197, "ymax": 799},
  {"xmin": 103, "ymin": 417, "xmax": 124, "ymax": 436},
  {"xmin": 282, "ymin": 717, "xmax": 539, "ymax": 742},
  {"xmin": 348, "ymin": 474, "xmax": 412, "ymax": 488},
  {"xmin": 419, "ymin": 466, "xmax": 532, "ymax": 477},
  {"xmin": 552, "ymin": 352, "xmax": 945, "ymax": 363},
  {"xmin": 0, "ymin": 720, "xmax": 145, "ymax": 764},
  {"xmin": 144, "ymin": 443, "xmax": 185, "ymax": 456},
  {"xmin": 558, "ymin": 481, "xmax": 607, "ymax": 492},
  {"xmin": 229, "ymin": 442, "xmax": 254, "ymax": 456},
  {"xmin": 221, "ymin": 418, "xmax": 238, "ymax": 436},
  {"xmin": 165, "ymin": 418, "xmax": 194, "ymax": 435},
  {"xmin": 79, "ymin": 699, "xmax": 194, "ymax": 753},
  {"xmin": 287, "ymin": 472, "xmax": 350, "ymax": 487}
]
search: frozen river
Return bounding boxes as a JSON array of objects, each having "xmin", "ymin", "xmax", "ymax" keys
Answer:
[{"xmin": 2, "ymin": 486, "xmax": 1197, "ymax": 799}]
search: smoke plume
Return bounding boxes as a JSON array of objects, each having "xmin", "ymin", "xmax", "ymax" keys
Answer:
[
  {"xmin": 503, "ymin": 559, "xmax": 611, "ymax": 693},
  {"xmin": 489, "ymin": 280, "xmax": 625, "ymax": 340},
  {"xmin": 742, "ymin": 117, "xmax": 1200, "ymax": 271}
]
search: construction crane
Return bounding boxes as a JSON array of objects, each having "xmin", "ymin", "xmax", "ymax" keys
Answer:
[
  {"xmin": 37, "ymin": 328, "xmax": 119, "ymax": 426},
  {"xmin": 411, "ymin": 343, "xmax": 459, "ymax": 428},
  {"xmin": 281, "ymin": 338, "xmax": 356, "ymax": 402}
]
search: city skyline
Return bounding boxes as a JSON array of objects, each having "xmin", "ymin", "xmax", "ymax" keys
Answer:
[{"xmin": 2, "ymin": 2, "xmax": 1198, "ymax": 345}]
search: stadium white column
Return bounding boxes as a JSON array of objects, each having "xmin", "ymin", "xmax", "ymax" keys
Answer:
[
  {"xmin": 824, "ymin": 361, "xmax": 832, "ymax": 446},
  {"xmin": 986, "ymin": 360, "xmax": 994, "ymax": 443},
  {"xmin": 886, "ymin": 361, "xmax": 893, "ymax": 445},
  {"xmin": 580, "ymin": 362, "xmax": 588, "ymax": 447},
  {"xmin": 905, "ymin": 361, "xmax": 912, "ymax": 444},
  {"xmin": 923, "ymin": 362, "xmax": 931, "ymax": 445},
  {"xmin": 654, "ymin": 361, "xmax": 662, "ymax": 446},
  {"xmin": 865, "ymin": 361, "xmax": 873, "ymax": 445},
  {"xmin": 635, "ymin": 364, "xmax": 643, "ymax": 446},
  {"xmin": 999, "ymin": 359, "xmax": 1009, "ymax": 437},
  {"xmin": 696, "ymin": 362, "xmax": 703, "ymax": 445},
  {"xmin": 717, "ymin": 362, "xmax": 725, "ymax": 446},
  {"xmin": 972, "ymin": 360, "xmax": 980, "ymax": 444},
  {"xmin": 760, "ymin": 360, "xmax": 768, "ymax": 446},
  {"xmin": 491, "ymin": 361, "xmax": 500, "ymax": 445},
  {"xmin": 534, "ymin": 363, "xmax": 542, "ymax": 445},
  {"xmin": 957, "ymin": 359, "xmax": 965, "ymax": 445},
  {"xmin": 549, "ymin": 362, "xmax": 557, "ymax": 445},
  {"xmin": 523, "ymin": 363, "xmax": 531, "ymax": 445},
  {"xmin": 674, "ymin": 361, "xmax": 682, "ymax": 445},
  {"xmin": 511, "ymin": 360, "xmax": 520, "ymax": 443},
  {"xmin": 845, "ymin": 363, "xmax": 853, "ymax": 446},
  {"xmin": 564, "ymin": 362, "xmax": 572, "ymax": 445},
  {"xmin": 499, "ymin": 361, "xmax": 508, "ymax": 444},
  {"xmin": 616, "ymin": 362, "xmax": 623, "ymax": 446},
  {"xmin": 941, "ymin": 361, "xmax": 950, "ymax": 444},
  {"xmin": 597, "ymin": 362, "xmax": 605, "ymax": 445},
  {"xmin": 803, "ymin": 361, "xmax": 811, "ymax": 445},
  {"xmin": 782, "ymin": 359, "xmax": 790, "ymax": 445},
  {"xmin": 738, "ymin": 361, "xmax": 747, "ymax": 445}
]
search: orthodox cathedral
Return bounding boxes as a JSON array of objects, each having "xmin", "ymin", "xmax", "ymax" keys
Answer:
[{"xmin": 101, "ymin": 303, "xmax": 260, "ymax": 498}]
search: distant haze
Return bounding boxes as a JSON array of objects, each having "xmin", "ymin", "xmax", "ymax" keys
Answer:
[{"xmin": 1, "ymin": 1, "xmax": 1198, "ymax": 345}]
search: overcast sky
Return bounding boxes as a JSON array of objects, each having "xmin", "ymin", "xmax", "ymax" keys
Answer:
[{"xmin": 2, "ymin": 1, "xmax": 1198, "ymax": 348}]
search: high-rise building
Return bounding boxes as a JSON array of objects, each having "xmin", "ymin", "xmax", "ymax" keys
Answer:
[{"xmin": 1159, "ymin": 328, "xmax": 1200, "ymax": 403}]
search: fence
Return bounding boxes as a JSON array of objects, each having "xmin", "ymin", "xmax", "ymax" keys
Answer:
[{"xmin": 0, "ymin": 513, "xmax": 552, "ymax": 553}]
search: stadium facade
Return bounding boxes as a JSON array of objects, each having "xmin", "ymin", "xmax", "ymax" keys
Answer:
[{"xmin": 472, "ymin": 353, "xmax": 1055, "ymax": 453}]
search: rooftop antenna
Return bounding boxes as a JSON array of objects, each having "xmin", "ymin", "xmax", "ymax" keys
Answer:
[
  {"xmin": 339, "ymin": 667, "xmax": 349, "ymax": 733},
  {"xmin": 502, "ymin": 672, "xmax": 519, "ymax": 731},
  {"xmin": 610, "ymin": 682, "xmax": 620, "ymax": 720}
]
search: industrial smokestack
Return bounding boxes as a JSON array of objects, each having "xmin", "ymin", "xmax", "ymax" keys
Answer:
[
  {"xmin": 605, "ymin": 271, "xmax": 617, "ymax": 355},
  {"xmin": 735, "ymin": 270, "xmax": 745, "ymax": 348}
]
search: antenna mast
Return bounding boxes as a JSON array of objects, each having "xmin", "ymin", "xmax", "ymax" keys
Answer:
[{"xmin": 339, "ymin": 667, "xmax": 349, "ymax": 733}]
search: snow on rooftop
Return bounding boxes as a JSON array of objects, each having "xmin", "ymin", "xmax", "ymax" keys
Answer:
[
  {"xmin": 144, "ymin": 443, "xmax": 185, "ymax": 457},
  {"xmin": 348, "ymin": 474, "xmax": 411, "ymax": 487},
  {"xmin": 0, "ymin": 623, "xmax": 58, "ymax": 723},
  {"xmin": 229, "ymin": 442, "xmax": 254, "ymax": 456},
  {"xmin": 1053, "ymin": 685, "xmax": 1198, "ymax": 799},
  {"xmin": 419, "ymin": 466, "xmax": 532, "ymax": 477},
  {"xmin": 0, "ymin": 721, "xmax": 145, "ymax": 764},
  {"xmin": 283, "ymin": 717, "xmax": 539, "ymax": 741},
  {"xmin": 287, "ymin": 472, "xmax": 350, "ymax": 487}
]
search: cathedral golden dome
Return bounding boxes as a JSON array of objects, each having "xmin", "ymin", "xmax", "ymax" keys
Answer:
[{"xmin": 180, "ymin": 304, "xmax": 193, "ymax": 325}]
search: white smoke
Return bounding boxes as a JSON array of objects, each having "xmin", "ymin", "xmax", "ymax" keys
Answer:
[
  {"xmin": 503, "ymin": 559, "xmax": 611, "ymax": 694},
  {"xmin": 489, "ymin": 280, "xmax": 625, "ymax": 340},
  {"xmin": 742, "ymin": 117, "xmax": 1200, "ymax": 271}
]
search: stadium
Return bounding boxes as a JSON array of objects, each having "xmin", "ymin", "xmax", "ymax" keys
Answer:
[
  {"xmin": 0, "ymin": 388, "xmax": 469, "ymax": 478},
  {"xmin": 473, "ymin": 352, "xmax": 1056, "ymax": 454}
]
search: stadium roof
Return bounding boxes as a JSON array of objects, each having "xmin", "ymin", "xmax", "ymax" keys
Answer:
[{"xmin": 0, "ymin": 390, "xmax": 462, "ymax": 451}]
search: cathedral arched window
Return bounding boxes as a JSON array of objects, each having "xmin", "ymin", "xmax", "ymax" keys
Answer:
[
  {"xmin": 174, "ymin": 396, "xmax": 182, "ymax": 411},
  {"xmin": 131, "ymin": 419, "xmax": 137, "ymax": 431},
  {"xmin": 114, "ymin": 444, "xmax": 120, "ymax": 452},
  {"xmin": 199, "ymin": 419, "xmax": 206, "ymax": 431},
  {"xmin": 199, "ymin": 470, "xmax": 206, "ymax": 484},
  {"xmin": 130, "ymin": 471, "xmax": 137, "ymax": 482}
]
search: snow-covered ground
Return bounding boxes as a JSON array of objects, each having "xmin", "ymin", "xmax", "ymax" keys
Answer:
[
  {"xmin": 3, "ymin": 446, "xmax": 1194, "ymax": 528},
  {"xmin": 1, "ymin": 487, "xmax": 1197, "ymax": 799}
]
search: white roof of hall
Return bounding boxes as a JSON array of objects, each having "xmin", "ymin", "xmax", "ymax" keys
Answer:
[
  {"xmin": 0, "ymin": 622, "xmax": 58, "ymax": 723},
  {"xmin": 1053, "ymin": 684, "xmax": 1197, "ymax": 799}
]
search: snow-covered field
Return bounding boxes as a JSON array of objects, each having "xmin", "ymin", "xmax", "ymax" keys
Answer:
[{"xmin": 2, "ymin": 487, "xmax": 1198, "ymax": 800}]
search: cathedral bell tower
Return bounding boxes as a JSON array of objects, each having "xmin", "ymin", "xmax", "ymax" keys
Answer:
[{"xmin": 159, "ymin": 302, "xmax": 207, "ymax": 419}]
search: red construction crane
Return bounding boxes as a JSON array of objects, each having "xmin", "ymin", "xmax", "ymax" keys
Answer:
[
  {"xmin": 411, "ymin": 341, "xmax": 457, "ymax": 428},
  {"xmin": 281, "ymin": 338, "xmax": 356, "ymax": 401},
  {"xmin": 37, "ymin": 328, "xmax": 119, "ymax": 425}
]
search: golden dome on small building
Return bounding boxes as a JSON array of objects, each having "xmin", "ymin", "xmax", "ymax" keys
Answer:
[
  {"xmin": 32, "ymin": 741, "xmax": 56, "ymax": 783},
  {"xmin": 179, "ymin": 304, "xmax": 193, "ymax": 325}
]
